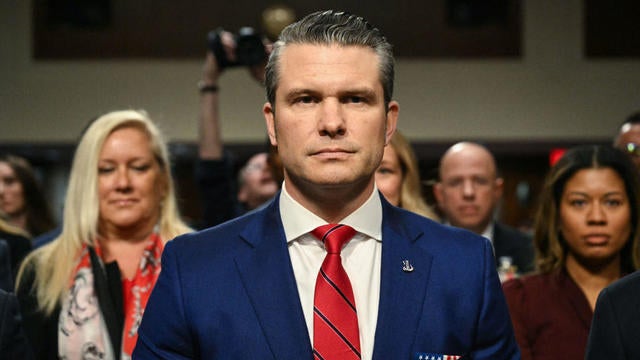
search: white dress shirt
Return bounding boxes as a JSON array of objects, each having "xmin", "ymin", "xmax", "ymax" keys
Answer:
[{"xmin": 280, "ymin": 183, "xmax": 382, "ymax": 360}]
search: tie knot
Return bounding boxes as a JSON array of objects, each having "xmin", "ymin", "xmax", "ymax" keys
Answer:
[{"xmin": 312, "ymin": 224, "xmax": 356, "ymax": 254}]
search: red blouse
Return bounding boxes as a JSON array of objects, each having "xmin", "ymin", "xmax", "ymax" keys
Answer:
[{"xmin": 502, "ymin": 269, "xmax": 592, "ymax": 360}]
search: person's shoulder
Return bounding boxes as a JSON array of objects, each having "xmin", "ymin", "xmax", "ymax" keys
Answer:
[
  {"xmin": 0, "ymin": 229, "xmax": 30, "ymax": 245},
  {"xmin": 168, "ymin": 207, "xmax": 270, "ymax": 253},
  {"xmin": 603, "ymin": 270, "xmax": 640, "ymax": 298},
  {"xmin": 502, "ymin": 272, "xmax": 552, "ymax": 295},
  {"xmin": 494, "ymin": 222, "xmax": 531, "ymax": 242},
  {"xmin": 388, "ymin": 205, "xmax": 490, "ymax": 251}
]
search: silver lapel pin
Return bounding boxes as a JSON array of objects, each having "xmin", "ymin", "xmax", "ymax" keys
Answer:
[{"xmin": 402, "ymin": 260, "xmax": 414, "ymax": 272}]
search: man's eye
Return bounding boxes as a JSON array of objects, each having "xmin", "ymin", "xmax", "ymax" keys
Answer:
[
  {"xmin": 296, "ymin": 96, "xmax": 314, "ymax": 104},
  {"xmin": 445, "ymin": 179, "xmax": 462, "ymax": 187},
  {"xmin": 344, "ymin": 96, "xmax": 366, "ymax": 104}
]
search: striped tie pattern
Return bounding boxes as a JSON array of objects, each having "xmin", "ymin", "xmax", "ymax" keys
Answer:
[{"xmin": 312, "ymin": 224, "xmax": 361, "ymax": 360}]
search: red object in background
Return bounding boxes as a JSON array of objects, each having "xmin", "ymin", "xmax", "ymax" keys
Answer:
[{"xmin": 549, "ymin": 148, "xmax": 567, "ymax": 166}]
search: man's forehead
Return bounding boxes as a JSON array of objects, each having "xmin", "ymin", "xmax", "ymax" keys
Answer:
[
  {"xmin": 441, "ymin": 150, "xmax": 496, "ymax": 178},
  {"xmin": 619, "ymin": 123, "xmax": 640, "ymax": 140}
]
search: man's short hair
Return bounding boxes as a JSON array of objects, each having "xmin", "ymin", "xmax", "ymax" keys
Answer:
[{"xmin": 264, "ymin": 10, "xmax": 394, "ymax": 111}]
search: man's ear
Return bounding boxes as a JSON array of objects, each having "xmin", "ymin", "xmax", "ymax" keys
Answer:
[
  {"xmin": 384, "ymin": 101, "xmax": 399, "ymax": 146},
  {"xmin": 433, "ymin": 182, "xmax": 444, "ymax": 206},
  {"xmin": 263, "ymin": 102, "xmax": 277, "ymax": 146},
  {"xmin": 494, "ymin": 177, "xmax": 504, "ymax": 200}
]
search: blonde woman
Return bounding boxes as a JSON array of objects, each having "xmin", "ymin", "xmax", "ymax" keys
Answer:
[
  {"xmin": 375, "ymin": 131, "xmax": 439, "ymax": 220},
  {"xmin": 16, "ymin": 110, "xmax": 191, "ymax": 360}
]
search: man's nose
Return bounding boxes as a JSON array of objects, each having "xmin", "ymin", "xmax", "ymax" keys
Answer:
[
  {"xmin": 462, "ymin": 180, "xmax": 475, "ymax": 198},
  {"xmin": 318, "ymin": 100, "xmax": 346, "ymax": 137}
]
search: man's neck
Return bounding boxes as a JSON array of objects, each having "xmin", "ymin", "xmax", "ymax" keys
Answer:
[{"xmin": 283, "ymin": 179, "xmax": 375, "ymax": 223}]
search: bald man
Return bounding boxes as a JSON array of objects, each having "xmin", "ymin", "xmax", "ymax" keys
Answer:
[
  {"xmin": 614, "ymin": 112, "xmax": 640, "ymax": 171},
  {"xmin": 434, "ymin": 142, "xmax": 534, "ymax": 276}
]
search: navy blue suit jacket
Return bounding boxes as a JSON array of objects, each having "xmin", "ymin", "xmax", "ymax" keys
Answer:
[{"xmin": 134, "ymin": 196, "xmax": 519, "ymax": 359}]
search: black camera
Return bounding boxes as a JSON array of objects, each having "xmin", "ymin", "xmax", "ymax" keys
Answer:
[{"xmin": 208, "ymin": 27, "xmax": 267, "ymax": 69}]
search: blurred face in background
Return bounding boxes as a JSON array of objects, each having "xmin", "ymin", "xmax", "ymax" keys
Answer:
[
  {"xmin": 560, "ymin": 167, "xmax": 631, "ymax": 268},
  {"xmin": 238, "ymin": 153, "xmax": 279, "ymax": 210},
  {"xmin": 434, "ymin": 143, "xmax": 503, "ymax": 235},
  {"xmin": 375, "ymin": 145, "xmax": 403, "ymax": 206},
  {"xmin": 97, "ymin": 126, "xmax": 166, "ymax": 236},
  {"xmin": 0, "ymin": 161, "xmax": 25, "ymax": 217},
  {"xmin": 615, "ymin": 123, "xmax": 640, "ymax": 171}
]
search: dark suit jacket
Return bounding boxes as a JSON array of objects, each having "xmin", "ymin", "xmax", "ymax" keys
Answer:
[
  {"xmin": 493, "ymin": 222, "xmax": 534, "ymax": 274},
  {"xmin": 0, "ymin": 230, "xmax": 32, "ymax": 285},
  {"xmin": 16, "ymin": 249, "xmax": 125, "ymax": 360},
  {"xmin": 0, "ymin": 289, "xmax": 33, "ymax": 359},
  {"xmin": 134, "ymin": 196, "xmax": 519, "ymax": 359},
  {"xmin": 0, "ymin": 240, "xmax": 13, "ymax": 291},
  {"xmin": 585, "ymin": 270, "xmax": 640, "ymax": 360}
]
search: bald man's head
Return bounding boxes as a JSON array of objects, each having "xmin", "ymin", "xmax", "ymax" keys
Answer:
[
  {"xmin": 615, "ymin": 114, "xmax": 640, "ymax": 171},
  {"xmin": 433, "ymin": 142, "xmax": 503, "ymax": 235}
]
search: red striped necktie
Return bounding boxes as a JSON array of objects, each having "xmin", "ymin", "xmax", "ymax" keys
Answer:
[{"xmin": 312, "ymin": 224, "xmax": 361, "ymax": 360}]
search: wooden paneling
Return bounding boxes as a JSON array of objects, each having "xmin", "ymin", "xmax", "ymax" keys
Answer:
[
  {"xmin": 585, "ymin": 0, "xmax": 640, "ymax": 58},
  {"xmin": 33, "ymin": 0, "xmax": 521, "ymax": 59}
]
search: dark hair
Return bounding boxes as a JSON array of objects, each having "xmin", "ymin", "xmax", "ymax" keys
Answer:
[
  {"xmin": 265, "ymin": 10, "xmax": 394, "ymax": 112},
  {"xmin": 0, "ymin": 154, "xmax": 56, "ymax": 236},
  {"xmin": 534, "ymin": 145, "xmax": 640, "ymax": 273},
  {"xmin": 621, "ymin": 111, "xmax": 640, "ymax": 128}
]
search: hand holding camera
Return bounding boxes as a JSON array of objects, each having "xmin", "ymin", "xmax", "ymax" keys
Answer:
[{"xmin": 204, "ymin": 27, "xmax": 270, "ymax": 84}]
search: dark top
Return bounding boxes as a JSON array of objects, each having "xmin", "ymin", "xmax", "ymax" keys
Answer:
[
  {"xmin": 493, "ymin": 222, "xmax": 534, "ymax": 274},
  {"xmin": 0, "ymin": 289, "xmax": 33, "ymax": 359},
  {"xmin": 586, "ymin": 270, "xmax": 640, "ymax": 360},
  {"xmin": 195, "ymin": 155, "xmax": 246, "ymax": 229},
  {"xmin": 502, "ymin": 269, "xmax": 592, "ymax": 360},
  {"xmin": 32, "ymin": 227, "xmax": 61, "ymax": 249},
  {"xmin": 0, "ymin": 229, "xmax": 32, "ymax": 286},
  {"xmin": 0, "ymin": 240, "xmax": 13, "ymax": 291},
  {"xmin": 16, "ymin": 248, "xmax": 123, "ymax": 360}
]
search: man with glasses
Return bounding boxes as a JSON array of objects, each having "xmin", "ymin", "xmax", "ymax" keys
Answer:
[{"xmin": 614, "ymin": 111, "xmax": 640, "ymax": 171}]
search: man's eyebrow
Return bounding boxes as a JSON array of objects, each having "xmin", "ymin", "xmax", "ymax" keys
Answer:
[
  {"xmin": 283, "ymin": 88, "xmax": 318, "ymax": 102},
  {"xmin": 340, "ymin": 88, "xmax": 377, "ymax": 98}
]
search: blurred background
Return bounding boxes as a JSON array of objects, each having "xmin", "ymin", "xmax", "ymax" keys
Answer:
[{"xmin": 1, "ymin": 0, "xmax": 638, "ymax": 228}]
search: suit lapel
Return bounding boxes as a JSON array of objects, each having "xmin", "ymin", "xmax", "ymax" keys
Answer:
[
  {"xmin": 234, "ymin": 199, "xmax": 312, "ymax": 359},
  {"xmin": 373, "ymin": 204, "xmax": 434, "ymax": 359}
]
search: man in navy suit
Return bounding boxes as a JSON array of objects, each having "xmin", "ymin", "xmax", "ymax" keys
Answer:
[
  {"xmin": 433, "ymin": 142, "xmax": 534, "ymax": 278},
  {"xmin": 134, "ymin": 10, "xmax": 519, "ymax": 359}
]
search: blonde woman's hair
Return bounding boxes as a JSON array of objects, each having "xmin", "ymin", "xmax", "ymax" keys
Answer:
[
  {"xmin": 390, "ymin": 131, "xmax": 439, "ymax": 220},
  {"xmin": 17, "ymin": 110, "xmax": 191, "ymax": 314}
]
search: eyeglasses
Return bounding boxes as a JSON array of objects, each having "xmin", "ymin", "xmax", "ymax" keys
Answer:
[{"xmin": 622, "ymin": 143, "xmax": 640, "ymax": 157}]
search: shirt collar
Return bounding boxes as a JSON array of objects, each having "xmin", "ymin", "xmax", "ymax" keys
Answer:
[
  {"xmin": 481, "ymin": 221, "xmax": 495, "ymax": 243},
  {"xmin": 279, "ymin": 181, "xmax": 383, "ymax": 243}
]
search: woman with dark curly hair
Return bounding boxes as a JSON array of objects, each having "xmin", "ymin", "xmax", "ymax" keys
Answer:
[{"xmin": 503, "ymin": 145, "xmax": 640, "ymax": 360}]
